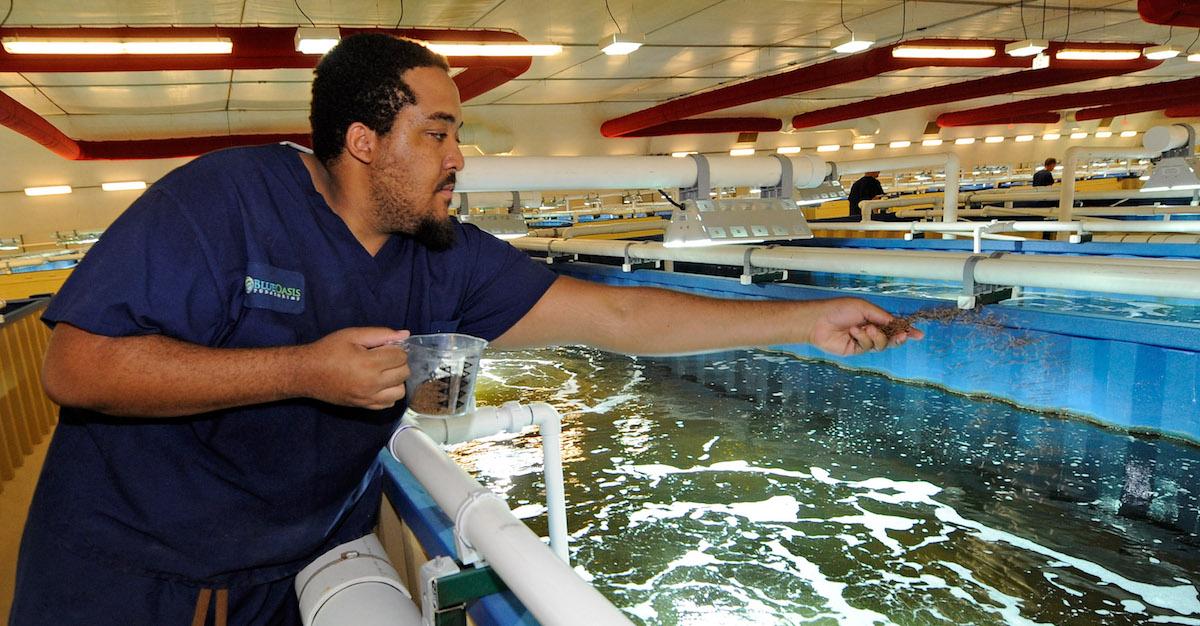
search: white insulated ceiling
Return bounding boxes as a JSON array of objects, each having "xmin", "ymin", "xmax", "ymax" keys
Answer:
[{"xmin": 0, "ymin": 1, "xmax": 1196, "ymax": 191}]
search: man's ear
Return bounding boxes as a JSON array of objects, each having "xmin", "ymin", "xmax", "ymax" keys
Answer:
[{"xmin": 344, "ymin": 122, "xmax": 378, "ymax": 165}]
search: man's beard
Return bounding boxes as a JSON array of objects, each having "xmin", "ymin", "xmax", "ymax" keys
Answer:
[{"xmin": 411, "ymin": 214, "xmax": 456, "ymax": 252}]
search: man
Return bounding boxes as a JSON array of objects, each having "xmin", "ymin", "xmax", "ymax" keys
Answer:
[
  {"xmin": 1032, "ymin": 158, "xmax": 1057, "ymax": 186},
  {"xmin": 11, "ymin": 34, "xmax": 920, "ymax": 625},
  {"xmin": 847, "ymin": 170, "xmax": 885, "ymax": 219}
]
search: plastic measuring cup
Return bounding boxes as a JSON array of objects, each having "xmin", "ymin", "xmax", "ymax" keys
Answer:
[{"xmin": 402, "ymin": 333, "xmax": 488, "ymax": 417}]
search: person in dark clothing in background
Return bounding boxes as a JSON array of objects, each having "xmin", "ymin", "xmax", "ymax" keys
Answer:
[
  {"xmin": 1032, "ymin": 158, "xmax": 1057, "ymax": 186},
  {"xmin": 847, "ymin": 171, "xmax": 885, "ymax": 219}
]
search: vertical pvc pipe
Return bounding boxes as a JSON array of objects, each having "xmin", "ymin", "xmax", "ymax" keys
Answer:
[{"xmin": 1060, "ymin": 146, "xmax": 1158, "ymax": 220}]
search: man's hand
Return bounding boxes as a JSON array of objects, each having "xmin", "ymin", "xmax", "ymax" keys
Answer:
[
  {"xmin": 295, "ymin": 328, "xmax": 412, "ymax": 409},
  {"xmin": 805, "ymin": 297, "xmax": 924, "ymax": 356}
]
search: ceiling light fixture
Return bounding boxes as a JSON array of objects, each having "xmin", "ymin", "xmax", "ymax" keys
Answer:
[
  {"xmin": 1043, "ymin": 132, "xmax": 1061, "ymax": 140},
  {"xmin": 1004, "ymin": 39, "xmax": 1048, "ymax": 57},
  {"xmin": 24, "ymin": 185, "xmax": 72, "ymax": 196},
  {"xmin": 954, "ymin": 137, "xmax": 976, "ymax": 145},
  {"xmin": 1015, "ymin": 134, "xmax": 1034, "ymax": 142},
  {"xmin": 101, "ymin": 181, "xmax": 148, "ymax": 192},
  {"xmin": 598, "ymin": 32, "xmax": 644, "ymax": 55},
  {"xmin": 921, "ymin": 138, "xmax": 943, "ymax": 146},
  {"xmin": 776, "ymin": 146, "xmax": 802, "ymax": 154},
  {"xmin": 817, "ymin": 144, "xmax": 840, "ymax": 152},
  {"xmin": 985, "ymin": 136, "xmax": 1004, "ymax": 143},
  {"xmin": 425, "ymin": 42, "xmax": 563, "ymax": 56},
  {"xmin": 832, "ymin": 32, "xmax": 875, "ymax": 54},
  {"xmin": 1189, "ymin": 53, "xmax": 1200, "ymax": 62},
  {"xmin": 671, "ymin": 151, "xmax": 696, "ymax": 158},
  {"xmin": 1095, "ymin": 130, "xmax": 1113, "ymax": 138},
  {"xmin": 1055, "ymin": 48, "xmax": 1141, "ymax": 61},
  {"xmin": 295, "ymin": 27, "xmax": 341, "ymax": 54},
  {"xmin": 2, "ymin": 37, "xmax": 233, "ymax": 55},
  {"xmin": 852, "ymin": 142, "xmax": 875, "ymax": 150},
  {"xmin": 730, "ymin": 147, "xmax": 756, "ymax": 156},
  {"xmin": 889, "ymin": 140, "xmax": 911, "ymax": 148},
  {"xmin": 1070, "ymin": 131, "xmax": 1089, "ymax": 139},
  {"xmin": 892, "ymin": 44, "xmax": 996, "ymax": 59},
  {"xmin": 1143, "ymin": 45, "xmax": 1182, "ymax": 60},
  {"xmin": 1120, "ymin": 130, "xmax": 1138, "ymax": 138}
]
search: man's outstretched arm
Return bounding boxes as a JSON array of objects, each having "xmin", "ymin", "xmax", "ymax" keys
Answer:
[
  {"xmin": 42, "ymin": 323, "xmax": 412, "ymax": 418},
  {"xmin": 492, "ymin": 275, "xmax": 922, "ymax": 356}
]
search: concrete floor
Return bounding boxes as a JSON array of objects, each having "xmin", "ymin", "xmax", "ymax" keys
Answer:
[{"xmin": 0, "ymin": 434, "xmax": 51, "ymax": 624}]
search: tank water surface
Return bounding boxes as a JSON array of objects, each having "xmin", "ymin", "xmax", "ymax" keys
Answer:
[{"xmin": 456, "ymin": 347, "xmax": 1200, "ymax": 625}]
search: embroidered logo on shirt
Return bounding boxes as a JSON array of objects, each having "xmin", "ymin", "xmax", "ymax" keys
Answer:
[{"xmin": 243, "ymin": 262, "xmax": 305, "ymax": 314}]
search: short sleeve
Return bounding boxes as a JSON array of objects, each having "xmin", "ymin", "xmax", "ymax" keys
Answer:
[
  {"xmin": 453, "ymin": 228, "xmax": 557, "ymax": 341},
  {"xmin": 42, "ymin": 188, "xmax": 230, "ymax": 344}
]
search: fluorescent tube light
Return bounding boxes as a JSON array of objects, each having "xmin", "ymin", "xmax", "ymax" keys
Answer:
[
  {"xmin": 921, "ymin": 138, "xmax": 943, "ymax": 146},
  {"xmin": 295, "ymin": 27, "xmax": 340, "ymax": 54},
  {"xmin": 1015, "ymin": 134, "xmax": 1034, "ymax": 142},
  {"xmin": 599, "ymin": 32, "xmax": 644, "ymax": 56},
  {"xmin": 816, "ymin": 144, "xmax": 840, "ymax": 152},
  {"xmin": 985, "ymin": 136, "xmax": 1004, "ymax": 143},
  {"xmin": 3, "ymin": 37, "xmax": 232, "ymax": 55},
  {"xmin": 24, "ymin": 185, "xmax": 72, "ymax": 196},
  {"xmin": 101, "ymin": 181, "xmax": 148, "ymax": 192},
  {"xmin": 1095, "ymin": 130, "xmax": 1113, "ymax": 138},
  {"xmin": 1005, "ymin": 39, "xmax": 1048, "ymax": 57},
  {"xmin": 729, "ymin": 147, "xmax": 756, "ymax": 156},
  {"xmin": 1120, "ymin": 130, "xmax": 1138, "ymax": 138},
  {"xmin": 671, "ymin": 151, "xmax": 696, "ymax": 158},
  {"xmin": 425, "ymin": 42, "xmax": 562, "ymax": 56},
  {"xmin": 892, "ymin": 45, "xmax": 996, "ymax": 59},
  {"xmin": 1055, "ymin": 48, "xmax": 1140, "ymax": 61},
  {"xmin": 775, "ymin": 146, "xmax": 802, "ymax": 154},
  {"xmin": 1070, "ymin": 131, "xmax": 1088, "ymax": 139},
  {"xmin": 1042, "ymin": 132, "xmax": 1061, "ymax": 140},
  {"xmin": 954, "ymin": 137, "xmax": 976, "ymax": 145},
  {"xmin": 1190, "ymin": 53, "xmax": 1200, "ymax": 62},
  {"xmin": 888, "ymin": 140, "xmax": 911, "ymax": 148},
  {"xmin": 831, "ymin": 33, "xmax": 874, "ymax": 54},
  {"xmin": 852, "ymin": 142, "xmax": 875, "ymax": 150},
  {"xmin": 1143, "ymin": 45, "xmax": 1181, "ymax": 60}
]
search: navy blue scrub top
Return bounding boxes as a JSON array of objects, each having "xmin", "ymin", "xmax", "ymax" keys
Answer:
[{"xmin": 33, "ymin": 143, "xmax": 557, "ymax": 586}]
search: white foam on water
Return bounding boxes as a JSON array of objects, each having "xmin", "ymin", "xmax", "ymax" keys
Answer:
[
  {"xmin": 623, "ymin": 461, "xmax": 809, "ymax": 487},
  {"xmin": 934, "ymin": 506, "xmax": 1200, "ymax": 615},
  {"xmin": 828, "ymin": 513, "xmax": 919, "ymax": 556},
  {"xmin": 940, "ymin": 561, "xmax": 1054, "ymax": 626},
  {"xmin": 764, "ymin": 540, "xmax": 894, "ymax": 626},
  {"xmin": 627, "ymin": 496, "xmax": 801, "ymax": 527},
  {"xmin": 510, "ymin": 503, "xmax": 546, "ymax": 519},
  {"xmin": 1148, "ymin": 616, "xmax": 1200, "ymax": 625},
  {"xmin": 816, "ymin": 465, "xmax": 1200, "ymax": 618}
]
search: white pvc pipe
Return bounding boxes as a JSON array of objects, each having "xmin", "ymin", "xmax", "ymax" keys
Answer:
[
  {"xmin": 458, "ymin": 155, "xmax": 828, "ymax": 192},
  {"xmin": 389, "ymin": 424, "xmax": 633, "ymax": 626},
  {"xmin": 1143, "ymin": 124, "xmax": 1191, "ymax": 153},
  {"xmin": 1060, "ymin": 146, "xmax": 1158, "ymax": 220},
  {"xmin": 836, "ymin": 153, "xmax": 961, "ymax": 227},
  {"xmin": 413, "ymin": 402, "xmax": 569, "ymax": 563},
  {"xmin": 512, "ymin": 237, "xmax": 1200, "ymax": 299}
]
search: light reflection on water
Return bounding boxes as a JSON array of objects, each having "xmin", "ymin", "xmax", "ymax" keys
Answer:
[{"xmin": 457, "ymin": 347, "xmax": 1200, "ymax": 625}]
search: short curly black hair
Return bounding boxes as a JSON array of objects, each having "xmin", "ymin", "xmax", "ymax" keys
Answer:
[{"xmin": 310, "ymin": 34, "xmax": 450, "ymax": 164}]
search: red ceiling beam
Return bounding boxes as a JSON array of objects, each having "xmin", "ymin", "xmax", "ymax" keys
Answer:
[
  {"xmin": 1075, "ymin": 95, "xmax": 1200, "ymax": 121},
  {"xmin": 791, "ymin": 67, "xmax": 1141, "ymax": 130},
  {"xmin": 1138, "ymin": 0, "xmax": 1200, "ymax": 27},
  {"xmin": 600, "ymin": 39, "xmax": 1035, "ymax": 138},
  {"xmin": 936, "ymin": 76, "xmax": 1200, "ymax": 127},
  {"xmin": 1165, "ymin": 105, "xmax": 1200, "ymax": 118},
  {"xmin": 0, "ymin": 26, "xmax": 531, "ymax": 159},
  {"xmin": 619, "ymin": 117, "xmax": 782, "ymax": 137}
]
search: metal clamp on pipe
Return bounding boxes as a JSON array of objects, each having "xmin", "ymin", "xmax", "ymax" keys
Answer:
[
  {"xmin": 541, "ymin": 240, "xmax": 577, "ymax": 265},
  {"xmin": 741, "ymin": 246, "xmax": 787, "ymax": 285},
  {"xmin": 679, "ymin": 153, "xmax": 711, "ymax": 201},
  {"xmin": 761, "ymin": 154, "xmax": 794, "ymax": 199},
  {"xmin": 959, "ymin": 252, "xmax": 1012, "ymax": 309},
  {"xmin": 453, "ymin": 489, "xmax": 507, "ymax": 566},
  {"xmin": 622, "ymin": 241, "xmax": 659, "ymax": 272}
]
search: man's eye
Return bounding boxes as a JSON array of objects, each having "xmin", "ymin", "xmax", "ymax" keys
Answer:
[{"xmin": 429, "ymin": 132, "xmax": 448, "ymax": 141}]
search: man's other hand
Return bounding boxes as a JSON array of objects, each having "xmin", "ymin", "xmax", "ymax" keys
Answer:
[{"xmin": 297, "ymin": 327, "xmax": 412, "ymax": 409}]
